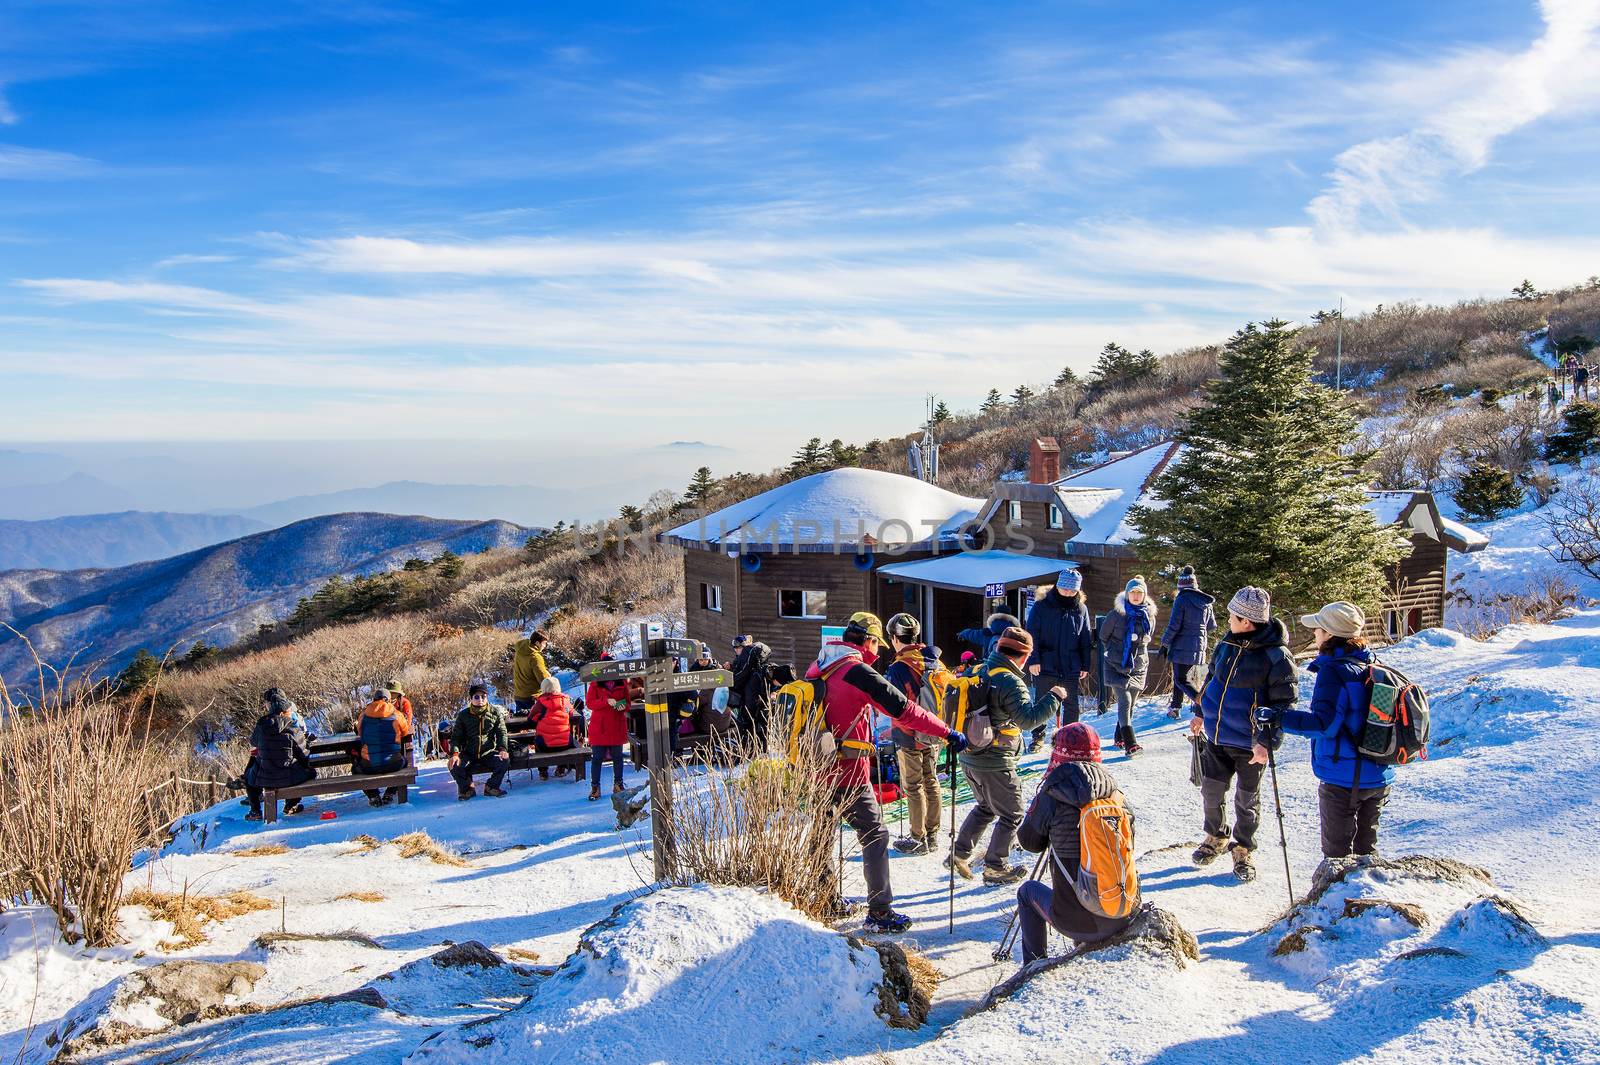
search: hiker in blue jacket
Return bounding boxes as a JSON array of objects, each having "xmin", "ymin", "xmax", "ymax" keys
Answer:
[
  {"xmin": 1024, "ymin": 568, "xmax": 1095, "ymax": 751},
  {"xmin": 1189, "ymin": 586, "xmax": 1297, "ymax": 883},
  {"xmin": 958, "ymin": 612, "xmax": 1021, "ymax": 659},
  {"xmin": 1266, "ymin": 601, "xmax": 1394, "ymax": 861},
  {"xmin": 1159, "ymin": 565, "xmax": 1216, "ymax": 720}
]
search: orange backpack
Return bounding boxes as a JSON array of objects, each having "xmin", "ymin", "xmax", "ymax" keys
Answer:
[{"xmin": 1053, "ymin": 789, "xmax": 1139, "ymax": 920}]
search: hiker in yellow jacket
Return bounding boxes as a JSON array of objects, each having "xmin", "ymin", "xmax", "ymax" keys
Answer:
[{"xmin": 513, "ymin": 630, "xmax": 552, "ymax": 711}]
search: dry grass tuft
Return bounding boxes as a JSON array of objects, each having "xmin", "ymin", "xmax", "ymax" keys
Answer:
[
  {"xmin": 340, "ymin": 834, "xmax": 383, "ymax": 856},
  {"xmin": 335, "ymin": 891, "xmax": 385, "ymax": 903},
  {"xmin": 904, "ymin": 949, "xmax": 943, "ymax": 1001},
  {"xmin": 125, "ymin": 887, "xmax": 273, "ymax": 950},
  {"xmin": 505, "ymin": 947, "xmax": 541, "ymax": 963},
  {"xmin": 233, "ymin": 844, "xmax": 290, "ymax": 857},
  {"xmin": 339, "ymin": 831, "xmax": 469, "ymax": 867}
]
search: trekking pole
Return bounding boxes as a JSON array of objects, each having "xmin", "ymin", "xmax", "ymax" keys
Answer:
[
  {"xmin": 992, "ymin": 849, "xmax": 1049, "ymax": 960},
  {"xmin": 1265, "ymin": 746, "xmax": 1296, "ymax": 909},
  {"xmin": 947, "ymin": 747, "xmax": 958, "ymax": 935}
]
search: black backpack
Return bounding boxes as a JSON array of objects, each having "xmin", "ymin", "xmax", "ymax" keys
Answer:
[{"xmin": 1355, "ymin": 660, "xmax": 1430, "ymax": 766}]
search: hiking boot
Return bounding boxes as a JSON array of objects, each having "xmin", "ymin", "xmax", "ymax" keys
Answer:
[
  {"xmin": 457, "ymin": 788, "xmax": 476, "ymax": 801},
  {"xmin": 589, "ymin": 785, "xmax": 602, "ymax": 802},
  {"xmin": 244, "ymin": 810, "xmax": 263, "ymax": 822},
  {"xmin": 1192, "ymin": 835, "xmax": 1229, "ymax": 866},
  {"xmin": 1126, "ymin": 742, "xmax": 1143, "ymax": 756},
  {"xmin": 368, "ymin": 797, "xmax": 385, "ymax": 808},
  {"xmin": 283, "ymin": 800, "xmax": 305, "ymax": 816},
  {"xmin": 893, "ymin": 836, "xmax": 931, "ymax": 855},
  {"xmin": 864, "ymin": 910, "xmax": 913, "ymax": 934},
  {"xmin": 484, "ymin": 786, "xmax": 507, "ymax": 798},
  {"xmin": 1231, "ymin": 845, "xmax": 1256, "ymax": 882},
  {"xmin": 983, "ymin": 864, "xmax": 1029, "ymax": 885},
  {"xmin": 613, "ymin": 783, "xmax": 625, "ymax": 795},
  {"xmin": 1025, "ymin": 738, "xmax": 1044, "ymax": 755},
  {"xmin": 944, "ymin": 853, "xmax": 974, "ymax": 880},
  {"xmin": 555, "ymin": 766, "xmax": 569, "ymax": 778},
  {"xmin": 1166, "ymin": 707, "xmax": 1181, "ymax": 720}
]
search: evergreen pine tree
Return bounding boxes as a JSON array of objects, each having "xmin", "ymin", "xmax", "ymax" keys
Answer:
[
  {"xmin": 618, "ymin": 504, "xmax": 645, "ymax": 531},
  {"xmin": 932, "ymin": 401, "xmax": 951, "ymax": 424},
  {"xmin": 1453, "ymin": 462, "xmax": 1523, "ymax": 521},
  {"xmin": 115, "ymin": 649, "xmax": 162, "ymax": 695},
  {"xmin": 790, "ymin": 437, "xmax": 826, "ymax": 474},
  {"xmin": 1128, "ymin": 319, "xmax": 1409, "ymax": 620},
  {"xmin": 828, "ymin": 438, "xmax": 861, "ymax": 467},
  {"xmin": 686, "ymin": 466, "xmax": 716, "ymax": 505},
  {"xmin": 1091, "ymin": 342, "xmax": 1135, "ymax": 386},
  {"xmin": 1545, "ymin": 402, "xmax": 1600, "ymax": 462},
  {"xmin": 1132, "ymin": 348, "xmax": 1160, "ymax": 379},
  {"xmin": 1054, "ymin": 366, "xmax": 1080, "ymax": 389},
  {"xmin": 1011, "ymin": 384, "xmax": 1035, "ymax": 405},
  {"xmin": 980, "ymin": 389, "xmax": 1004, "ymax": 416},
  {"xmin": 1511, "ymin": 279, "xmax": 1543, "ymax": 301},
  {"xmin": 433, "ymin": 550, "xmax": 464, "ymax": 580}
]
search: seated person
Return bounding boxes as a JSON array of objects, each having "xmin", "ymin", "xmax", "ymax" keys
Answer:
[
  {"xmin": 355, "ymin": 687, "xmax": 412, "ymax": 806},
  {"xmin": 530, "ymin": 676, "xmax": 575, "ymax": 778},
  {"xmin": 1015, "ymin": 722, "xmax": 1140, "ymax": 963},
  {"xmin": 245, "ymin": 689, "xmax": 315, "ymax": 821},
  {"xmin": 449, "ymin": 684, "xmax": 510, "ymax": 800},
  {"xmin": 384, "ymin": 681, "xmax": 415, "ymax": 733}
]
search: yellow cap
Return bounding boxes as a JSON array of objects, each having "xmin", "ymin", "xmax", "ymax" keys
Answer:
[{"xmin": 847, "ymin": 611, "xmax": 885, "ymax": 642}]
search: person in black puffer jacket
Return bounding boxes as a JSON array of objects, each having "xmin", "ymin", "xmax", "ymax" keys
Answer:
[
  {"xmin": 244, "ymin": 688, "xmax": 315, "ymax": 821},
  {"xmin": 1024, "ymin": 568, "xmax": 1094, "ymax": 750},
  {"xmin": 1015, "ymin": 722, "xmax": 1138, "ymax": 963},
  {"xmin": 1159, "ymin": 565, "xmax": 1216, "ymax": 719},
  {"xmin": 1190, "ymin": 586, "xmax": 1298, "ymax": 883}
]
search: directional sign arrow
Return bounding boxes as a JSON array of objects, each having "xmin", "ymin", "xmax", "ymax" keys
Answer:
[
  {"xmin": 648, "ymin": 638, "xmax": 704, "ymax": 660},
  {"xmin": 578, "ymin": 657, "xmax": 669, "ymax": 683},
  {"xmin": 644, "ymin": 668, "xmax": 733, "ymax": 696}
]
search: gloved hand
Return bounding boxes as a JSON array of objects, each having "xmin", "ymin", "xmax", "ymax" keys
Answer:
[
  {"xmin": 1158, "ymin": 644, "xmax": 1171, "ymax": 659},
  {"xmin": 1253, "ymin": 705, "xmax": 1281, "ymax": 727},
  {"xmin": 1253, "ymin": 706, "xmax": 1283, "ymax": 751},
  {"xmin": 945, "ymin": 731, "xmax": 969, "ymax": 755}
]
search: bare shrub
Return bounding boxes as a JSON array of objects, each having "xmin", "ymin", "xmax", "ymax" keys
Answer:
[
  {"xmin": 1445, "ymin": 574, "xmax": 1587, "ymax": 639},
  {"xmin": 1544, "ymin": 467, "xmax": 1600, "ymax": 580},
  {"xmin": 1548, "ymin": 289, "xmax": 1600, "ymax": 349},
  {"xmin": 124, "ymin": 887, "xmax": 273, "ymax": 950},
  {"xmin": 666, "ymin": 730, "xmax": 845, "ymax": 923},
  {"xmin": 0, "ymin": 664, "xmax": 198, "ymax": 946}
]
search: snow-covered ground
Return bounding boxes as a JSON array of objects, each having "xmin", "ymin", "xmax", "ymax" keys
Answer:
[{"xmin": 3, "ymin": 612, "xmax": 1599, "ymax": 1063}]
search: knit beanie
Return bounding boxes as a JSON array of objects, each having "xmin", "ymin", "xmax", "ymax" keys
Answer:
[
  {"xmin": 1124, "ymin": 574, "xmax": 1148, "ymax": 599},
  {"xmin": 1049, "ymin": 721, "xmax": 1102, "ymax": 768},
  {"xmin": 1176, "ymin": 565, "xmax": 1198, "ymax": 591},
  {"xmin": 1227, "ymin": 586, "xmax": 1272, "ymax": 624},
  {"xmin": 1056, "ymin": 568, "xmax": 1083, "ymax": 592},
  {"xmin": 995, "ymin": 626, "xmax": 1033, "ymax": 657}
]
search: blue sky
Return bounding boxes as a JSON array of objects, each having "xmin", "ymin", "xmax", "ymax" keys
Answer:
[{"xmin": 3, "ymin": 0, "xmax": 1598, "ymax": 472}]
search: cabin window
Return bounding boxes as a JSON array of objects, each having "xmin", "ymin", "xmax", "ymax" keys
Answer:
[
  {"xmin": 1007, "ymin": 500, "xmax": 1024, "ymax": 524},
  {"xmin": 1384, "ymin": 609, "xmax": 1407, "ymax": 640},
  {"xmin": 778, "ymin": 589, "xmax": 828, "ymax": 619},
  {"xmin": 700, "ymin": 583, "xmax": 723, "ymax": 612},
  {"xmin": 1047, "ymin": 504, "xmax": 1064, "ymax": 530}
]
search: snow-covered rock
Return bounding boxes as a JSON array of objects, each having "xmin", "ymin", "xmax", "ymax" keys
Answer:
[
  {"xmin": 39, "ymin": 960, "xmax": 264, "ymax": 1061},
  {"xmin": 409, "ymin": 884, "xmax": 916, "ymax": 1064}
]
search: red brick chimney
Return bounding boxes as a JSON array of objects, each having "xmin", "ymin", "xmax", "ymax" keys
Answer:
[{"xmin": 1029, "ymin": 437, "xmax": 1060, "ymax": 484}]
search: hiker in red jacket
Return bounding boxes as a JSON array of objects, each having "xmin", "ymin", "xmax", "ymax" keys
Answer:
[
  {"xmin": 530, "ymin": 677, "xmax": 575, "ymax": 780},
  {"xmin": 586, "ymin": 659, "xmax": 631, "ymax": 801},
  {"xmin": 806, "ymin": 611, "xmax": 967, "ymax": 934}
]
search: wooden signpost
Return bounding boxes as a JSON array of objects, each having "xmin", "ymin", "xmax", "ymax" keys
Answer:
[{"xmin": 578, "ymin": 624, "xmax": 731, "ymax": 882}]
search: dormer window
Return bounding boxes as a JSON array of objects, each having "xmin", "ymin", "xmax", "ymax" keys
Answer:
[
  {"xmin": 1007, "ymin": 500, "xmax": 1023, "ymax": 524},
  {"xmin": 1048, "ymin": 504, "xmax": 1064, "ymax": 530}
]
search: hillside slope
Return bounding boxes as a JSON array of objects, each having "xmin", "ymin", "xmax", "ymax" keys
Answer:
[
  {"xmin": 0, "ymin": 513, "xmax": 530, "ymax": 686},
  {"xmin": 0, "ymin": 511, "xmax": 269, "ymax": 571}
]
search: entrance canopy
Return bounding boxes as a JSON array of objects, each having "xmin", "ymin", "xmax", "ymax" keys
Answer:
[{"xmin": 878, "ymin": 550, "xmax": 1069, "ymax": 594}]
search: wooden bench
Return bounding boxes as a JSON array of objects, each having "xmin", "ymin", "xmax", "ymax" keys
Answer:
[
  {"xmin": 263, "ymin": 733, "xmax": 416, "ymax": 825},
  {"xmin": 506, "ymin": 714, "xmax": 591, "ymax": 782}
]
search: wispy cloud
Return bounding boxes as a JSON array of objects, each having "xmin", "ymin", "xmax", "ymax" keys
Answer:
[
  {"xmin": 0, "ymin": 144, "xmax": 97, "ymax": 178},
  {"xmin": 1309, "ymin": 0, "xmax": 1600, "ymax": 229}
]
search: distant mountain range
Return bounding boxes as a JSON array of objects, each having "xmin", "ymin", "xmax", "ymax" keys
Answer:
[
  {"xmin": 0, "ymin": 511, "xmax": 269, "ymax": 570},
  {"xmin": 227, "ymin": 480, "xmax": 570, "ymax": 529},
  {"xmin": 0, "ymin": 512, "xmax": 531, "ymax": 688}
]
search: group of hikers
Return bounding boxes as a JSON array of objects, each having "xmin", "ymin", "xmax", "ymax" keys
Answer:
[
  {"xmin": 1553, "ymin": 352, "xmax": 1592, "ymax": 404},
  {"xmin": 239, "ymin": 565, "xmax": 1410, "ymax": 968},
  {"xmin": 794, "ymin": 565, "xmax": 1407, "ymax": 961}
]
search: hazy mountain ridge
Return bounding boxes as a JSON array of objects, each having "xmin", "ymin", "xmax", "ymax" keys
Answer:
[
  {"xmin": 0, "ymin": 511, "xmax": 269, "ymax": 571},
  {"xmin": 0, "ymin": 512, "xmax": 531, "ymax": 686}
]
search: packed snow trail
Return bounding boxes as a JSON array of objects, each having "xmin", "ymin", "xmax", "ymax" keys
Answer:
[{"xmin": 1, "ymin": 614, "xmax": 1598, "ymax": 1063}]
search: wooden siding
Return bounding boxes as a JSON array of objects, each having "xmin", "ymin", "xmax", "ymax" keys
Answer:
[
  {"xmin": 734, "ymin": 552, "xmax": 873, "ymax": 672},
  {"xmin": 1377, "ymin": 532, "xmax": 1446, "ymax": 641},
  {"xmin": 683, "ymin": 549, "xmax": 739, "ymax": 654}
]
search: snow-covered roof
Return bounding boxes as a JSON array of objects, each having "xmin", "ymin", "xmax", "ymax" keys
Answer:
[
  {"xmin": 878, "ymin": 551, "xmax": 1071, "ymax": 593},
  {"xmin": 1363, "ymin": 492, "xmax": 1415, "ymax": 527},
  {"xmin": 1439, "ymin": 516, "xmax": 1491, "ymax": 553},
  {"xmin": 1052, "ymin": 441, "xmax": 1182, "ymax": 546},
  {"xmin": 662, "ymin": 467, "xmax": 985, "ymax": 550}
]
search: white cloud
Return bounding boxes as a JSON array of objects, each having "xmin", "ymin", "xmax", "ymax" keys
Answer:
[
  {"xmin": 1309, "ymin": 0, "xmax": 1600, "ymax": 229},
  {"xmin": 0, "ymin": 144, "xmax": 97, "ymax": 178}
]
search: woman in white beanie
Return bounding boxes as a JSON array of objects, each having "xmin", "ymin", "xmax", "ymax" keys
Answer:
[
  {"xmin": 1097, "ymin": 576, "xmax": 1158, "ymax": 756},
  {"xmin": 1262, "ymin": 602, "xmax": 1394, "ymax": 862}
]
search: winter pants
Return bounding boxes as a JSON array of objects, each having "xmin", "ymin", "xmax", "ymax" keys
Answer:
[
  {"xmin": 354, "ymin": 753, "xmax": 406, "ymax": 801},
  {"xmin": 514, "ymin": 697, "xmax": 535, "ymax": 713},
  {"xmin": 896, "ymin": 746, "xmax": 942, "ymax": 840},
  {"xmin": 450, "ymin": 752, "xmax": 509, "ymax": 795},
  {"xmin": 1030, "ymin": 673, "xmax": 1076, "ymax": 746},
  {"xmin": 1169, "ymin": 660, "xmax": 1202, "ymax": 709},
  {"xmin": 738, "ymin": 701, "xmax": 771, "ymax": 751},
  {"xmin": 532, "ymin": 735, "xmax": 572, "ymax": 779},
  {"xmin": 590, "ymin": 744, "xmax": 626, "ymax": 790},
  {"xmin": 1107, "ymin": 682, "xmax": 1141, "ymax": 746},
  {"xmin": 245, "ymin": 765, "xmax": 314, "ymax": 815},
  {"xmin": 1199, "ymin": 741, "xmax": 1263, "ymax": 851},
  {"xmin": 1016, "ymin": 880, "xmax": 1120, "ymax": 965},
  {"xmin": 954, "ymin": 763, "xmax": 1025, "ymax": 870},
  {"xmin": 836, "ymin": 785, "xmax": 893, "ymax": 918},
  {"xmin": 1318, "ymin": 782, "xmax": 1390, "ymax": 858}
]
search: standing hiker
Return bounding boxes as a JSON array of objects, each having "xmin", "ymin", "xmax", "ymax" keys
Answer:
[
  {"xmin": 729, "ymin": 634, "xmax": 773, "ymax": 747},
  {"xmin": 947, "ymin": 627, "xmax": 1064, "ymax": 885},
  {"xmin": 1014, "ymin": 722, "xmax": 1140, "ymax": 963},
  {"xmin": 1265, "ymin": 602, "xmax": 1393, "ymax": 861},
  {"xmin": 883, "ymin": 612, "xmax": 947, "ymax": 856},
  {"xmin": 1160, "ymin": 565, "xmax": 1216, "ymax": 721},
  {"xmin": 512, "ymin": 630, "xmax": 552, "ymax": 713},
  {"xmin": 958, "ymin": 612, "xmax": 1021, "ymax": 660},
  {"xmin": 1190, "ymin": 586, "xmax": 1297, "ymax": 882},
  {"xmin": 1098, "ymin": 576, "xmax": 1158, "ymax": 755},
  {"xmin": 806, "ymin": 611, "xmax": 967, "ymax": 933},
  {"xmin": 585, "ymin": 655, "xmax": 631, "ymax": 801},
  {"xmin": 1024, "ymin": 567, "xmax": 1095, "ymax": 751}
]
